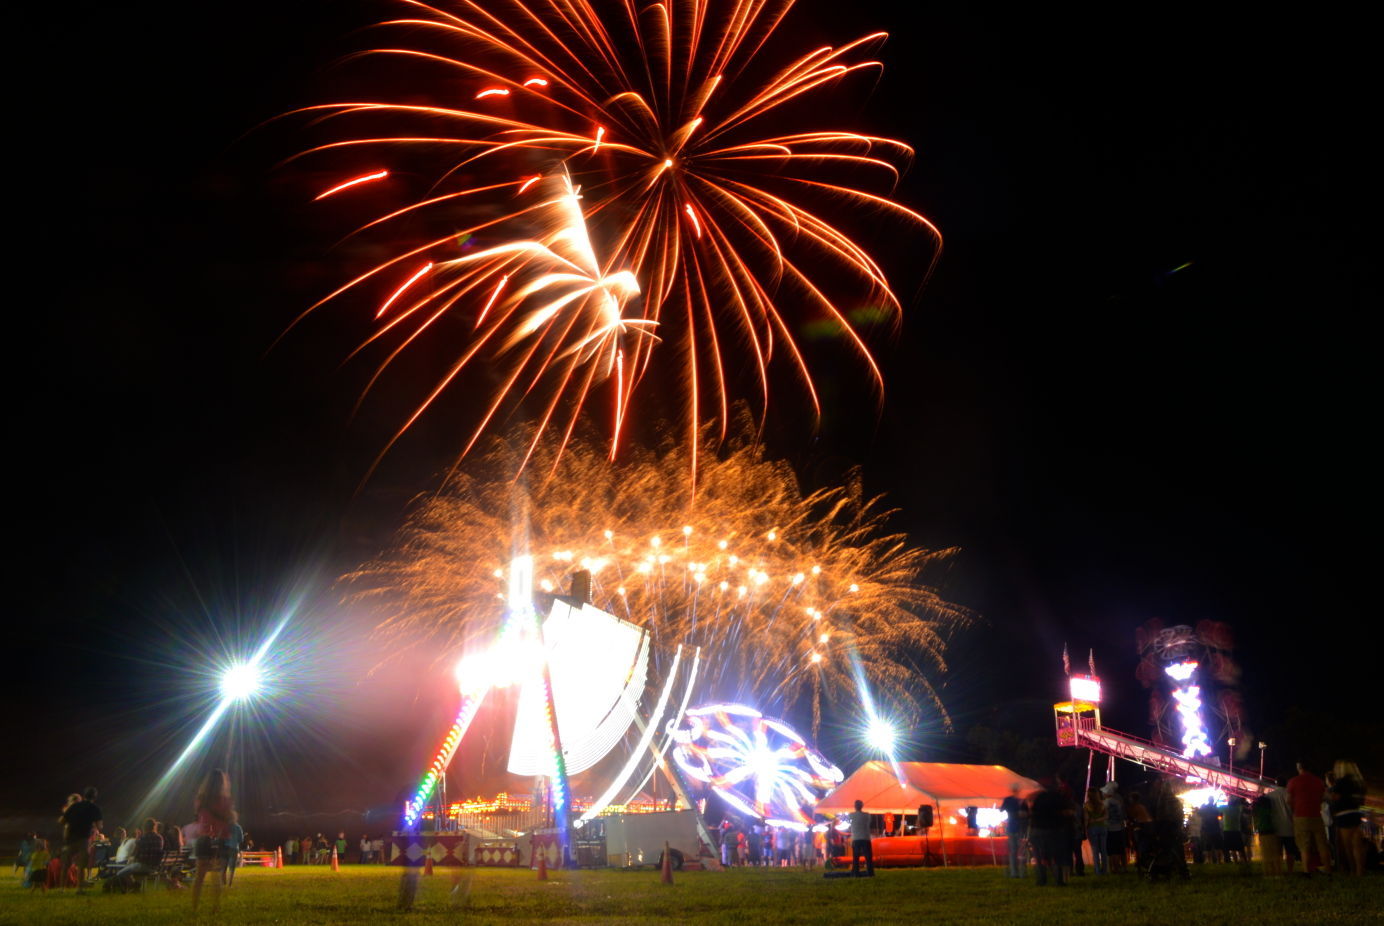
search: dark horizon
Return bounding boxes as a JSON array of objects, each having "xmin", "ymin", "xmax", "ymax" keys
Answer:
[{"xmin": 10, "ymin": 1, "xmax": 1375, "ymax": 829}]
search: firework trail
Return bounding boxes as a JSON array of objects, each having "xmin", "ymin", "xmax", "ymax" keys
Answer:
[
  {"xmin": 290, "ymin": 0, "xmax": 939, "ymax": 471},
  {"xmin": 347, "ymin": 419, "xmax": 968, "ymax": 733}
]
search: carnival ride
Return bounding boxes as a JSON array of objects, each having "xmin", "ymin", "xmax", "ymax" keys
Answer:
[
  {"xmin": 669, "ymin": 703, "xmax": 843, "ymax": 827},
  {"xmin": 402, "ymin": 557, "xmax": 706, "ymax": 862},
  {"xmin": 1054, "ymin": 673, "xmax": 1273, "ymax": 799},
  {"xmin": 401, "ymin": 558, "xmax": 847, "ymax": 866},
  {"xmin": 1135, "ymin": 620, "xmax": 1249, "ymax": 761}
]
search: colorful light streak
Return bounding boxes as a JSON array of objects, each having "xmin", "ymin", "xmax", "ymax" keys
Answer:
[
  {"xmin": 1165, "ymin": 661, "xmax": 1212, "ymax": 759},
  {"xmin": 576, "ymin": 645, "xmax": 686, "ymax": 825},
  {"xmin": 288, "ymin": 0, "xmax": 939, "ymax": 470},
  {"xmin": 669, "ymin": 703, "xmax": 842, "ymax": 825},
  {"xmin": 314, "ymin": 169, "xmax": 389, "ymax": 200}
]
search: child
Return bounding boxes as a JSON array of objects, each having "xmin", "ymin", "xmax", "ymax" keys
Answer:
[{"xmin": 26, "ymin": 839, "xmax": 51, "ymax": 891}]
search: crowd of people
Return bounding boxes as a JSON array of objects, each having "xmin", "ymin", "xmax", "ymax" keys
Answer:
[
  {"xmin": 11, "ymin": 758, "xmax": 1373, "ymax": 892},
  {"xmin": 280, "ymin": 832, "xmax": 389, "ymax": 865},
  {"xmin": 15, "ymin": 769, "xmax": 246, "ymax": 912},
  {"xmin": 713, "ymin": 818, "xmax": 826, "ymax": 869},
  {"xmin": 998, "ymin": 758, "xmax": 1376, "ymax": 885}
]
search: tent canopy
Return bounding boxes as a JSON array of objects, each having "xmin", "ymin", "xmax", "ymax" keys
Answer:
[{"xmin": 814, "ymin": 761, "xmax": 1040, "ymax": 816}]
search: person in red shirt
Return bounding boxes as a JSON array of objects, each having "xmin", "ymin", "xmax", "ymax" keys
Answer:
[
  {"xmin": 1286, "ymin": 761, "xmax": 1331, "ymax": 874},
  {"xmin": 191, "ymin": 768, "xmax": 236, "ymax": 912}
]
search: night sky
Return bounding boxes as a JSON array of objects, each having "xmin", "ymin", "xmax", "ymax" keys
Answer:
[{"xmin": 11, "ymin": 2, "xmax": 1375, "ymax": 828}]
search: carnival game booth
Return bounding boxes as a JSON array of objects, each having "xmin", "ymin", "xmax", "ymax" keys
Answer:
[{"xmin": 815, "ymin": 762, "xmax": 1039, "ymax": 867}]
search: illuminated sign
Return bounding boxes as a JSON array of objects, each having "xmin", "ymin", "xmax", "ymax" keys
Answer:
[{"xmin": 1069, "ymin": 675, "xmax": 1102, "ymax": 703}]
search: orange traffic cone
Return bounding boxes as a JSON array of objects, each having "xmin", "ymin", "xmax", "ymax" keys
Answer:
[
  {"xmin": 660, "ymin": 842, "xmax": 674, "ymax": 885},
  {"xmin": 276, "ymin": 847, "xmax": 283, "ymax": 869},
  {"xmin": 536, "ymin": 847, "xmax": 548, "ymax": 881},
  {"xmin": 331, "ymin": 846, "xmax": 340, "ymax": 872},
  {"xmin": 424, "ymin": 854, "xmax": 434, "ymax": 876}
]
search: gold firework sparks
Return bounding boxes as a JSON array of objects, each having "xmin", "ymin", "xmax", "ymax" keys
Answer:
[{"xmin": 349, "ymin": 419, "xmax": 969, "ymax": 732}]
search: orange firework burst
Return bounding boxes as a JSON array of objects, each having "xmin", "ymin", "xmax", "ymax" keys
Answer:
[
  {"xmin": 348, "ymin": 419, "xmax": 969, "ymax": 732},
  {"xmin": 290, "ymin": 0, "xmax": 939, "ymax": 473}
]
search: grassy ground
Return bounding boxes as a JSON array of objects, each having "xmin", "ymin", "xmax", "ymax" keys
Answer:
[{"xmin": 1, "ymin": 863, "xmax": 1379, "ymax": 925}]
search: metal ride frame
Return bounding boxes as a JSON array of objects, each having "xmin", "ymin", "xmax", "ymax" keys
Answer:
[{"xmin": 1054, "ymin": 700, "xmax": 1274, "ymax": 799}]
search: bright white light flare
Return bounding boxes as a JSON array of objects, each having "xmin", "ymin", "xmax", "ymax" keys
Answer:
[
  {"xmin": 219, "ymin": 663, "xmax": 264, "ymax": 701},
  {"xmin": 865, "ymin": 717, "xmax": 897, "ymax": 754}
]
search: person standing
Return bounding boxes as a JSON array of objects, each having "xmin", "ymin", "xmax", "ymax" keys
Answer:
[
  {"xmin": 191, "ymin": 768, "xmax": 235, "ymax": 912},
  {"xmin": 1287, "ymin": 760, "xmax": 1332, "ymax": 875},
  {"xmin": 1127, "ymin": 792, "xmax": 1153, "ymax": 870},
  {"xmin": 1068, "ymin": 787, "xmax": 1086, "ymax": 876},
  {"xmin": 1149, "ymin": 780, "xmax": 1191, "ymax": 881},
  {"xmin": 59, "ymin": 787, "xmax": 102, "ymax": 890},
  {"xmin": 285, "ymin": 836, "xmax": 297, "ymax": 866},
  {"xmin": 1084, "ymin": 787, "xmax": 1108, "ymax": 875},
  {"xmin": 1028, "ymin": 780, "xmax": 1073, "ymax": 886},
  {"xmin": 222, "ymin": 819, "xmax": 244, "ymax": 887},
  {"xmin": 1197, "ymin": 796, "xmax": 1224, "ymax": 864},
  {"xmin": 848, "ymin": 800, "xmax": 874, "ymax": 877},
  {"xmin": 1001, "ymin": 783, "xmax": 1029, "ymax": 878},
  {"xmin": 1222, "ymin": 796, "xmax": 1246, "ymax": 865},
  {"xmin": 1267, "ymin": 786, "xmax": 1298, "ymax": 874},
  {"xmin": 15, "ymin": 832, "xmax": 35, "ymax": 875},
  {"xmin": 360, "ymin": 835, "xmax": 371, "ymax": 864},
  {"xmin": 1102, "ymin": 783, "xmax": 1127, "ymax": 873},
  {"xmin": 1186, "ymin": 800, "xmax": 1204, "ymax": 864},
  {"xmin": 1328, "ymin": 760, "xmax": 1367, "ymax": 875},
  {"xmin": 1253, "ymin": 794, "xmax": 1280, "ymax": 876}
]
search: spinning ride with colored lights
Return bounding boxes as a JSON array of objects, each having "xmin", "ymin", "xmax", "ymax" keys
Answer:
[
  {"xmin": 403, "ymin": 559, "xmax": 851, "ymax": 864},
  {"xmin": 403, "ymin": 558, "xmax": 711, "ymax": 861},
  {"xmin": 1134, "ymin": 619, "xmax": 1248, "ymax": 761},
  {"xmin": 669, "ymin": 703, "xmax": 843, "ymax": 827}
]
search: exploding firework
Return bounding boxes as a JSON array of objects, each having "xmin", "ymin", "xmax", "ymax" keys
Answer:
[
  {"xmin": 289, "ymin": 0, "xmax": 938, "ymax": 469},
  {"xmin": 349, "ymin": 420, "xmax": 969, "ymax": 732}
]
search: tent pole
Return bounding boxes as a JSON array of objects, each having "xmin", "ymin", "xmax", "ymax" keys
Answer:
[{"xmin": 938, "ymin": 802, "xmax": 948, "ymax": 867}]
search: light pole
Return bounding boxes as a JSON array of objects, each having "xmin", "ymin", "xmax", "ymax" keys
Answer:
[
  {"xmin": 1228, "ymin": 737, "xmax": 1237, "ymax": 777},
  {"xmin": 1258, "ymin": 741, "xmax": 1267, "ymax": 780}
]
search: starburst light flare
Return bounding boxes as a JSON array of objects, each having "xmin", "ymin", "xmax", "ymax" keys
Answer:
[
  {"xmin": 349, "ymin": 419, "xmax": 969, "ymax": 732},
  {"xmin": 289, "ymin": 0, "xmax": 939, "ymax": 469}
]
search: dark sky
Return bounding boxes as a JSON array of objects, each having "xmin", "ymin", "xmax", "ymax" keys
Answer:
[{"xmin": 11, "ymin": 2, "xmax": 1375, "ymax": 826}]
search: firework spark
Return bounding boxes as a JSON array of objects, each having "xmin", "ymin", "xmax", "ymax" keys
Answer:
[
  {"xmin": 348, "ymin": 420, "xmax": 968, "ymax": 732},
  {"xmin": 289, "ymin": 0, "xmax": 939, "ymax": 470}
]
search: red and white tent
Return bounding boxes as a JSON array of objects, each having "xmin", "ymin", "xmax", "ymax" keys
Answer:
[{"xmin": 814, "ymin": 761, "xmax": 1039, "ymax": 817}]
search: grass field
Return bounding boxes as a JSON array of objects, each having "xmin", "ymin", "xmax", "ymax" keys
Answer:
[{"xmin": 1, "ymin": 863, "xmax": 1379, "ymax": 925}]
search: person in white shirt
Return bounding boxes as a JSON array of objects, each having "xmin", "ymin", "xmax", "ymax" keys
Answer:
[
  {"xmin": 113, "ymin": 827, "xmax": 136, "ymax": 865},
  {"xmin": 848, "ymin": 800, "xmax": 874, "ymax": 876}
]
